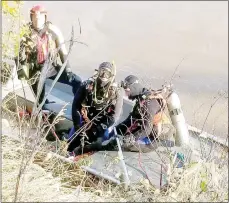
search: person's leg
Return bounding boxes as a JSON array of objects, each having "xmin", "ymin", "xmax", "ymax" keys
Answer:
[
  {"xmin": 73, "ymin": 136, "xmax": 104, "ymax": 156},
  {"xmin": 67, "ymin": 119, "xmax": 83, "ymax": 152},
  {"xmin": 39, "ymin": 84, "xmax": 46, "ymax": 105},
  {"xmin": 73, "ymin": 117, "xmax": 137, "ymax": 155},
  {"xmin": 67, "ymin": 133, "xmax": 82, "ymax": 152},
  {"xmin": 31, "ymin": 81, "xmax": 45, "ymax": 105},
  {"xmin": 109, "ymin": 116, "xmax": 133, "ymax": 138},
  {"xmin": 101, "ymin": 138, "xmax": 118, "ymax": 151},
  {"xmin": 49, "ymin": 65, "xmax": 82, "ymax": 95},
  {"xmin": 72, "ymin": 115, "xmax": 136, "ymax": 155},
  {"xmin": 67, "ymin": 91, "xmax": 85, "ymax": 152},
  {"xmin": 80, "ymin": 119, "xmax": 133, "ymax": 153},
  {"xmin": 72, "ymin": 123, "xmax": 106, "ymax": 155},
  {"xmin": 69, "ymin": 73, "xmax": 82, "ymax": 95},
  {"xmin": 31, "ymin": 82, "xmax": 38, "ymax": 97}
]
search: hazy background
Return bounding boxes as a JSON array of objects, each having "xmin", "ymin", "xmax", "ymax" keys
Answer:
[{"xmin": 20, "ymin": 1, "xmax": 228, "ymax": 137}]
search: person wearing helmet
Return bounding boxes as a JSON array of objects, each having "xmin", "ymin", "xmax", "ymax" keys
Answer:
[
  {"xmin": 104, "ymin": 74, "xmax": 175, "ymax": 152},
  {"xmin": 16, "ymin": 5, "xmax": 82, "ymax": 105},
  {"xmin": 67, "ymin": 62, "xmax": 124, "ymax": 156}
]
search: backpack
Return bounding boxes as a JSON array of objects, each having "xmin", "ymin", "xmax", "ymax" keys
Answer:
[{"xmin": 143, "ymin": 90, "xmax": 171, "ymax": 126}]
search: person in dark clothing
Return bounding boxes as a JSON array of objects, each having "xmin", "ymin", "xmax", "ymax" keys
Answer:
[
  {"xmin": 16, "ymin": 5, "xmax": 81, "ymax": 105},
  {"xmin": 104, "ymin": 75, "xmax": 165, "ymax": 152},
  {"xmin": 67, "ymin": 62, "xmax": 124, "ymax": 156}
]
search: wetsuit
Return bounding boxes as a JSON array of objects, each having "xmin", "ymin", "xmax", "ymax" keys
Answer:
[
  {"xmin": 104, "ymin": 89, "xmax": 162, "ymax": 151},
  {"xmin": 17, "ymin": 22, "xmax": 82, "ymax": 104},
  {"xmin": 67, "ymin": 79, "xmax": 124, "ymax": 155}
]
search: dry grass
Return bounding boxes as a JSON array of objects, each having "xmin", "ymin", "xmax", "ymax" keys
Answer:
[
  {"xmin": 1, "ymin": 79, "xmax": 228, "ymax": 202},
  {"xmin": 2, "ymin": 120, "xmax": 228, "ymax": 202},
  {"xmin": 2, "ymin": 135, "xmax": 108, "ymax": 202}
]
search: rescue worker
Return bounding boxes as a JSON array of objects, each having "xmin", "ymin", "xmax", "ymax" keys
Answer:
[
  {"xmin": 106, "ymin": 75, "xmax": 175, "ymax": 152},
  {"xmin": 67, "ymin": 62, "xmax": 124, "ymax": 156},
  {"xmin": 16, "ymin": 5, "xmax": 82, "ymax": 105}
]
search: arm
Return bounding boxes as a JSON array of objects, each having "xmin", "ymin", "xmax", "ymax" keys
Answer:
[
  {"xmin": 95, "ymin": 88, "xmax": 124, "ymax": 129},
  {"xmin": 49, "ymin": 24, "xmax": 71, "ymax": 71},
  {"xmin": 71, "ymin": 83, "xmax": 87, "ymax": 130}
]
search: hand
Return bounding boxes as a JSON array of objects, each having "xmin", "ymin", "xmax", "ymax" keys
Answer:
[
  {"xmin": 81, "ymin": 107, "xmax": 90, "ymax": 123},
  {"xmin": 66, "ymin": 71, "xmax": 74, "ymax": 83},
  {"xmin": 65, "ymin": 65, "xmax": 73, "ymax": 81},
  {"xmin": 96, "ymin": 123, "xmax": 106, "ymax": 135},
  {"xmin": 81, "ymin": 107, "xmax": 87, "ymax": 116}
]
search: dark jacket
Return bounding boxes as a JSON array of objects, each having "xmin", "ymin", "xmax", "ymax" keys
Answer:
[
  {"xmin": 116, "ymin": 88, "xmax": 162, "ymax": 138},
  {"xmin": 72, "ymin": 79, "xmax": 124, "ymax": 134}
]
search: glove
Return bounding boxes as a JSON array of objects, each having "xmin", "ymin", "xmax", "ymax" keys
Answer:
[
  {"xmin": 81, "ymin": 107, "xmax": 90, "ymax": 122},
  {"xmin": 96, "ymin": 123, "xmax": 107, "ymax": 136},
  {"xmin": 73, "ymin": 146, "xmax": 81, "ymax": 156},
  {"xmin": 66, "ymin": 70, "xmax": 74, "ymax": 83},
  {"xmin": 64, "ymin": 64, "xmax": 73, "ymax": 81}
]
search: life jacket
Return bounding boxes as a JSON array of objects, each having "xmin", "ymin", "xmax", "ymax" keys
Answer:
[{"xmin": 29, "ymin": 22, "xmax": 56, "ymax": 65}]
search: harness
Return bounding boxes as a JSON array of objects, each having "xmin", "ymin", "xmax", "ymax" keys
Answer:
[
  {"xmin": 36, "ymin": 32, "xmax": 49, "ymax": 64},
  {"xmin": 130, "ymin": 90, "xmax": 170, "ymax": 130},
  {"xmin": 18, "ymin": 22, "xmax": 58, "ymax": 80},
  {"xmin": 24, "ymin": 22, "xmax": 56, "ymax": 65},
  {"xmin": 80, "ymin": 78, "xmax": 118, "ymax": 125},
  {"xmin": 34, "ymin": 22, "xmax": 56, "ymax": 64},
  {"xmin": 144, "ymin": 90, "xmax": 170, "ymax": 126},
  {"xmin": 84, "ymin": 74, "xmax": 118, "ymax": 108}
]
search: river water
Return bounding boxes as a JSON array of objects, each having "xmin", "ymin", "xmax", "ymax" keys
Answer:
[{"xmin": 18, "ymin": 1, "xmax": 228, "ymax": 138}]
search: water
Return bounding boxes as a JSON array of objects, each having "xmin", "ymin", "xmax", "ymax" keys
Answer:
[{"xmin": 17, "ymin": 1, "xmax": 228, "ymax": 137}]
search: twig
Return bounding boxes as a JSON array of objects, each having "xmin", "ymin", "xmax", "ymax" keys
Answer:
[
  {"xmin": 13, "ymin": 4, "xmax": 24, "ymax": 201},
  {"xmin": 78, "ymin": 17, "xmax": 81, "ymax": 35},
  {"xmin": 169, "ymin": 56, "xmax": 187, "ymax": 84},
  {"xmin": 199, "ymin": 92, "xmax": 227, "ymax": 159}
]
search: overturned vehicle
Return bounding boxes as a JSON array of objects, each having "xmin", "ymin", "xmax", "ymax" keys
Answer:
[{"xmin": 2, "ymin": 61, "xmax": 228, "ymax": 189}]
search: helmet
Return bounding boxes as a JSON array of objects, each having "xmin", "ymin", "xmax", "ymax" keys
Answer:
[
  {"xmin": 92, "ymin": 62, "xmax": 116, "ymax": 108},
  {"xmin": 97, "ymin": 62, "xmax": 114, "ymax": 86},
  {"xmin": 30, "ymin": 5, "xmax": 47, "ymax": 30},
  {"xmin": 122, "ymin": 75, "xmax": 143, "ymax": 100},
  {"xmin": 121, "ymin": 75, "xmax": 139, "ymax": 89},
  {"xmin": 30, "ymin": 5, "xmax": 47, "ymax": 15}
]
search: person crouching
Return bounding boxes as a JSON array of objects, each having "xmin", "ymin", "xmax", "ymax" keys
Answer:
[{"xmin": 67, "ymin": 62, "xmax": 124, "ymax": 156}]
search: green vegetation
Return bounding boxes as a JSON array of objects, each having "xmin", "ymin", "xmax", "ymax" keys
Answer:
[{"xmin": 2, "ymin": 1, "xmax": 29, "ymax": 84}]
